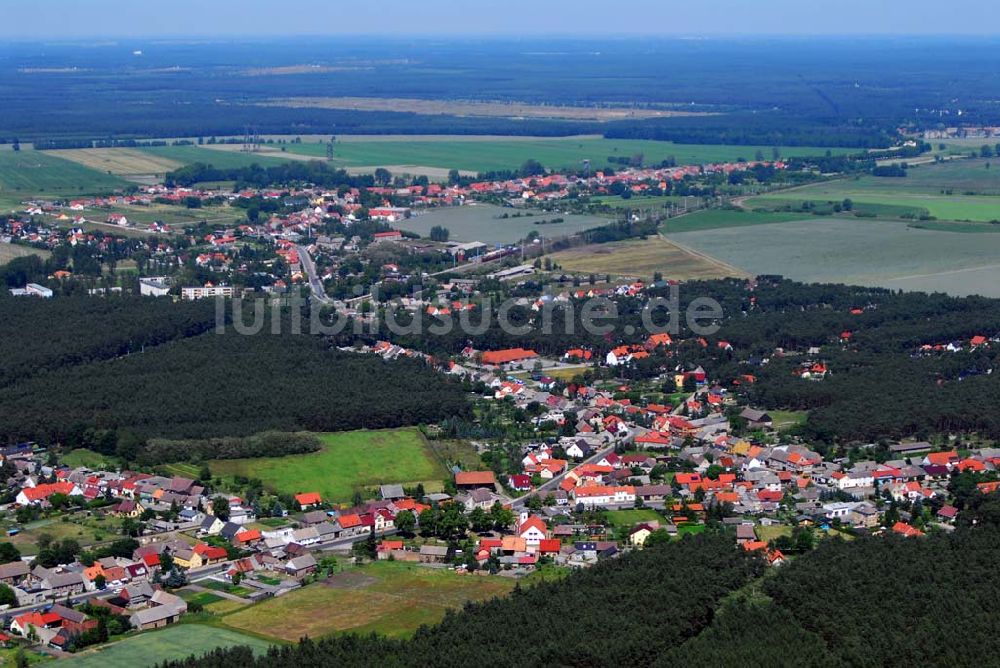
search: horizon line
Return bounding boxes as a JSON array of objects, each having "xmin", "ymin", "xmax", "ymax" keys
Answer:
[{"xmin": 3, "ymin": 32, "xmax": 1000, "ymax": 43}]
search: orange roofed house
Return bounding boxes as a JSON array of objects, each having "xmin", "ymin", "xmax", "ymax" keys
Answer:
[
  {"xmin": 480, "ymin": 348, "xmax": 538, "ymax": 366},
  {"xmin": 455, "ymin": 471, "xmax": 497, "ymax": 489},
  {"xmin": 295, "ymin": 492, "xmax": 322, "ymax": 509}
]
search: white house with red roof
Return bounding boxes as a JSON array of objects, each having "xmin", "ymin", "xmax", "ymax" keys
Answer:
[
  {"xmin": 517, "ymin": 515, "xmax": 548, "ymax": 549},
  {"xmin": 16, "ymin": 481, "xmax": 82, "ymax": 506}
]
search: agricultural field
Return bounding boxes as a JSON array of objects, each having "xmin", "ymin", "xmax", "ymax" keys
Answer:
[
  {"xmin": 660, "ymin": 208, "xmax": 810, "ymax": 234},
  {"xmin": 208, "ymin": 428, "xmax": 448, "ymax": 503},
  {"xmin": 259, "ymin": 97, "xmax": 707, "ymax": 122},
  {"xmin": 0, "ymin": 242, "xmax": 49, "ymax": 264},
  {"xmin": 0, "ymin": 150, "xmax": 130, "ymax": 198},
  {"xmin": 48, "ymin": 148, "xmax": 184, "ymax": 182},
  {"xmin": 749, "ymin": 159, "xmax": 1000, "ymax": 222},
  {"xmin": 64, "ymin": 624, "xmax": 274, "ymax": 668},
  {"xmin": 221, "ymin": 561, "xmax": 514, "ymax": 641},
  {"xmin": 591, "ymin": 194, "xmax": 687, "ymax": 210},
  {"xmin": 137, "ymin": 145, "xmax": 300, "ymax": 171},
  {"xmin": 399, "ymin": 203, "xmax": 614, "ymax": 245},
  {"xmin": 666, "ymin": 217, "xmax": 1000, "ymax": 298},
  {"xmin": 549, "ymin": 235, "xmax": 746, "ymax": 280},
  {"xmin": 272, "ymin": 136, "xmax": 850, "ymax": 174}
]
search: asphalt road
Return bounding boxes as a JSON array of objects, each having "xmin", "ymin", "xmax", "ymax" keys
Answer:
[{"xmin": 296, "ymin": 244, "xmax": 333, "ymax": 304}]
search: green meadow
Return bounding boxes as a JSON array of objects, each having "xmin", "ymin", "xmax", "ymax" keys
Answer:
[
  {"xmin": 749, "ymin": 159, "xmax": 1000, "ymax": 223},
  {"xmin": 208, "ymin": 428, "xmax": 449, "ymax": 502},
  {"xmin": 277, "ymin": 136, "xmax": 850, "ymax": 173}
]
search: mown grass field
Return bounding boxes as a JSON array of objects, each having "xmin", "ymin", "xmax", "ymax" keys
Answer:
[
  {"xmin": 208, "ymin": 428, "xmax": 448, "ymax": 502},
  {"xmin": 0, "ymin": 150, "xmax": 129, "ymax": 197},
  {"xmin": 222, "ymin": 561, "xmax": 514, "ymax": 641},
  {"xmin": 550, "ymin": 235, "xmax": 744, "ymax": 280},
  {"xmin": 64, "ymin": 624, "xmax": 273, "ymax": 668},
  {"xmin": 272, "ymin": 137, "xmax": 850, "ymax": 173},
  {"xmin": 0, "ymin": 242, "xmax": 49, "ymax": 265}
]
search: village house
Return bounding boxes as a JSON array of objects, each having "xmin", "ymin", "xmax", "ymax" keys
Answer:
[{"xmin": 129, "ymin": 590, "xmax": 188, "ymax": 631}]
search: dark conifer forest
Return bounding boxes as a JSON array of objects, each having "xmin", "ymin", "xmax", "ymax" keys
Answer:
[{"xmin": 158, "ymin": 500, "xmax": 1000, "ymax": 668}]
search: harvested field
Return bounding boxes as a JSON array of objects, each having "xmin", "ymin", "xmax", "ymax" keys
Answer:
[
  {"xmin": 550, "ymin": 235, "xmax": 746, "ymax": 280},
  {"xmin": 260, "ymin": 96, "xmax": 712, "ymax": 121},
  {"xmin": 48, "ymin": 148, "xmax": 184, "ymax": 180}
]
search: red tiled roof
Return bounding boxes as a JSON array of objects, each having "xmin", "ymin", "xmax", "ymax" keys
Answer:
[
  {"xmin": 455, "ymin": 471, "xmax": 496, "ymax": 486},
  {"xmin": 295, "ymin": 492, "xmax": 322, "ymax": 506}
]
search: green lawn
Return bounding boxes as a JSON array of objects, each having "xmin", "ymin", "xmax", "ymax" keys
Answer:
[
  {"xmin": 179, "ymin": 590, "xmax": 225, "ymax": 606},
  {"xmin": 277, "ymin": 137, "xmax": 849, "ymax": 173},
  {"xmin": 63, "ymin": 624, "xmax": 274, "ymax": 667},
  {"xmin": 767, "ymin": 410, "xmax": 809, "ymax": 430},
  {"xmin": 0, "ymin": 150, "xmax": 129, "ymax": 198},
  {"xmin": 222, "ymin": 561, "xmax": 514, "ymax": 641},
  {"xmin": 755, "ymin": 525, "xmax": 793, "ymax": 543},
  {"xmin": 604, "ymin": 509, "xmax": 664, "ymax": 526},
  {"xmin": 200, "ymin": 580, "xmax": 253, "ymax": 597},
  {"xmin": 209, "ymin": 428, "xmax": 449, "ymax": 503},
  {"xmin": 61, "ymin": 448, "xmax": 119, "ymax": 469}
]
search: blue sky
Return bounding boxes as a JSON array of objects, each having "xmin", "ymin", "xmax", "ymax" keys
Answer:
[{"xmin": 4, "ymin": 0, "xmax": 1000, "ymax": 38}]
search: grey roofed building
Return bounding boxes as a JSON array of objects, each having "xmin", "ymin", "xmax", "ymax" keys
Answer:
[
  {"xmin": 121, "ymin": 580, "xmax": 155, "ymax": 606},
  {"xmin": 50, "ymin": 603, "xmax": 88, "ymax": 625},
  {"xmin": 889, "ymin": 441, "xmax": 933, "ymax": 454},
  {"xmin": 301, "ymin": 510, "xmax": 328, "ymax": 525},
  {"xmin": 285, "ymin": 553, "xmax": 317, "ymax": 574},
  {"xmin": 0, "ymin": 561, "xmax": 30, "ymax": 582},
  {"xmin": 740, "ymin": 408, "xmax": 772, "ymax": 424},
  {"xmin": 219, "ymin": 522, "xmax": 242, "ymax": 540},
  {"xmin": 419, "ymin": 545, "xmax": 449, "ymax": 558},
  {"xmin": 129, "ymin": 590, "xmax": 187, "ymax": 629},
  {"xmin": 314, "ymin": 522, "xmax": 339, "ymax": 538},
  {"xmin": 380, "ymin": 484, "xmax": 406, "ymax": 500}
]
